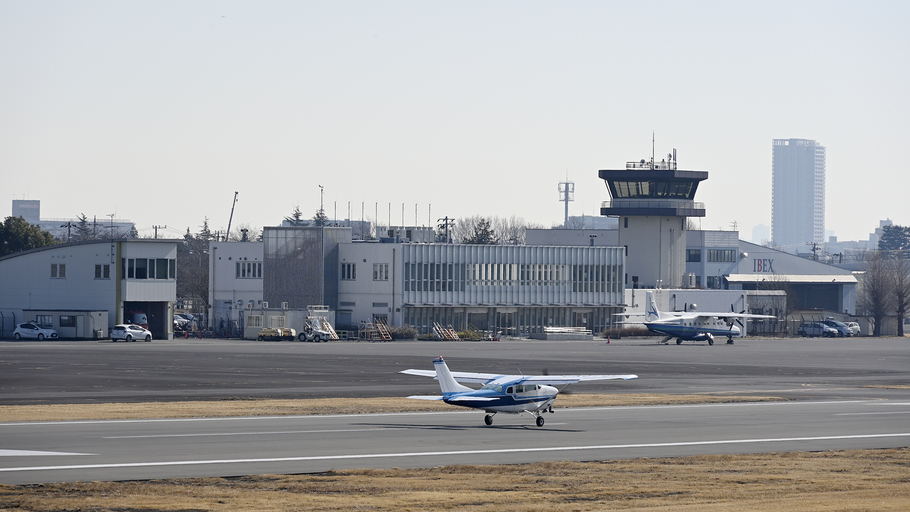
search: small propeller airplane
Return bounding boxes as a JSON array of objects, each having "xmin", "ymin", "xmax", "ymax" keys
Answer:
[
  {"xmin": 620, "ymin": 291, "xmax": 776, "ymax": 345},
  {"xmin": 400, "ymin": 356, "xmax": 637, "ymax": 427}
]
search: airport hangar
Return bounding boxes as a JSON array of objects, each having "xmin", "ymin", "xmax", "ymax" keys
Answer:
[{"xmin": 0, "ymin": 239, "xmax": 179, "ymax": 340}]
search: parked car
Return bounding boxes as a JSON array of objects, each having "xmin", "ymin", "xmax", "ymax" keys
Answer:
[
  {"xmin": 173, "ymin": 314, "xmax": 190, "ymax": 331},
  {"xmin": 822, "ymin": 318, "xmax": 853, "ymax": 337},
  {"xmin": 13, "ymin": 322, "xmax": 59, "ymax": 340},
  {"xmin": 111, "ymin": 324, "xmax": 152, "ymax": 342},
  {"xmin": 257, "ymin": 327, "xmax": 296, "ymax": 341},
  {"xmin": 797, "ymin": 322, "xmax": 838, "ymax": 338},
  {"xmin": 845, "ymin": 322, "xmax": 861, "ymax": 336}
]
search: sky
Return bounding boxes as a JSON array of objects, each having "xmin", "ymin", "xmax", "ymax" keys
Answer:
[{"xmin": 2, "ymin": 1, "xmax": 908, "ymax": 243}]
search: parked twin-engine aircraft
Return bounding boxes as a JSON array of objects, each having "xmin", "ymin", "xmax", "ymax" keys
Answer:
[
  {"xmin": 622, "ymin": 291, "xmax": 776, "ymax": 345},
  {"xmin": 400, "ymin": 356, "xmax": 637, "ymax": 427}
]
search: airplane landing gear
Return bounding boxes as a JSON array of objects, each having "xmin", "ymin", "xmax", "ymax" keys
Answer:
[
  {"xmin": 726, "ymin": 338, "xmax": 734, "ymax": 345},
  {"xmin": 676, "ymin": 338, "xmax": 683, "ymax": 345},
  {"xmin": 536, "ymin": 416, "xmax": 545, "ymax": 427},
  {"xmin": 484, "ymin": 414, "xmax": 494, "ymax": 426}
]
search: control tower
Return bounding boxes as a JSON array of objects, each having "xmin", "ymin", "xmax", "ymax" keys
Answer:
[{"xmin": 599, "ymin": 151, "xmax": 707, "ymax": 289}]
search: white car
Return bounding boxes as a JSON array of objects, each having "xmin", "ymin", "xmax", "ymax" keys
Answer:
[
  {"xmin": 13, "ymin": 322, "xmax": 59, "ymax": 340},
  {"xmin": 845, "ymin": 322, "xmax": 861, "ymax": 336},
  {"xmin": 111, "ymin": 324, "xmax": 152, "ymax": 342}
]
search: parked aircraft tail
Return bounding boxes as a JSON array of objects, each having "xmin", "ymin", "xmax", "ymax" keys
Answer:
[
  {"xmin": 645, "ymin": 291, "xmax": 663, "ymax": 322},
  {"xmin": 433, "ymin": 357, "xmax": 474, "ymax": 395}
]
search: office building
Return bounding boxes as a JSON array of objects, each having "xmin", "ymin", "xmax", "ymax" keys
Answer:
[{"xmin": 772, "ymin": 138, "xmax": 825, "ymax": 252}]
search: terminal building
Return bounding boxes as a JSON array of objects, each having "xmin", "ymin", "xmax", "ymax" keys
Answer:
[{"xmin": 206, "ymin": 150, "xmax": 858, "ymax": 338}]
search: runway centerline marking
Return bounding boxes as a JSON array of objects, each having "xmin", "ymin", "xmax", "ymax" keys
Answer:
[
  {"xmin": 104, "ymin": 428, "xmax": 394, "ymax": 439},
  {"xmin": 3, "ymin": 432, "xmax": 909, "ymax": 474},
  {"xmin": 0, "ymin": 450, "xmax": 92, "ymax": 457}
]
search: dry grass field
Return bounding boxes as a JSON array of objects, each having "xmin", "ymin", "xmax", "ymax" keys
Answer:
[{"xmin": 2, "ymin": 395, "xmax": 908, "ymax": 511}]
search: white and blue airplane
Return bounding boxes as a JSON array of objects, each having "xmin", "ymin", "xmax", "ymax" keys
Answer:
[
  {"xmin": 400, "ymin": 356, "xmax": 637, "ymax": 427},
  {"xmin": 623, "ymin": 291, "xmax": 776, "ymax": 345}
]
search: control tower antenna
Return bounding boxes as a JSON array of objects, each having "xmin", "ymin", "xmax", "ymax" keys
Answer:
[
  {"xmin": 558, "ymin": 171, "xmax": 574, "ymax": 228},
  {"xmin": 652, "ymin": 132, "xmax": 655, "ymax": 170}
]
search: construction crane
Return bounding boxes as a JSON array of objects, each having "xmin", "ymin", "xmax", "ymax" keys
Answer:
[{"xmin": 226, "ymin": 191, "xmax": 238, "ymax": 241}]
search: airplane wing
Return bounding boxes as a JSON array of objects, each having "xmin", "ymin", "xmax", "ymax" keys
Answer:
[
  {"xmin": 399, "ymin": 369, "xmax": 504, "ymax": 384},
  {"xmin": 697, "ymin": 313, "xmax": 777, "ymax": 320},
  {"xmin": 405, "ymin": 395, "xmax": 444, "ymax": 400},
  {"xmin": 516, "ymin": 374, "xmax": 638, "ymax": 385}
]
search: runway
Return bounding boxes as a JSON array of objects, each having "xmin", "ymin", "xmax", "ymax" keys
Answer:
[
  {"xmin": 2, "ymin": 399, "xmax": 909, "ymax": 484},
  {"xmin": 1, "ymin": 337, "xmax": 909, "ymax": 484}
]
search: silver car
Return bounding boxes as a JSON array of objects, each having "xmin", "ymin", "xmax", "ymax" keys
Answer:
[
  {"xmin": 13, "ymin": 322, "xmax": 59, "ymax": 340},
  {"xmin": 111, "ymin": 324, "xmax": 152, "ymax": 342}
]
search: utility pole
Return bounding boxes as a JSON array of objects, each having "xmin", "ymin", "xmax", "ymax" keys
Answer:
[
  {"xmin": 152, "ymin": 225, "xmax": 167, "ymax": 239},
  {"xmin": 437, "ymin": 216, "xmax": 455, "ymax": 244},
  {"xmin": 806, "ymin": 241, "xmax": 821, "ymax": 261},
  {"xmin": 60, "ymin": 221, "xmax": 73, "ymax": 242}
]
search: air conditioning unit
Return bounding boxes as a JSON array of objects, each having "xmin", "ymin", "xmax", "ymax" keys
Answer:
[{"xmin": 685, "ymin": 273, "xmax": 696, "ymax": 288}]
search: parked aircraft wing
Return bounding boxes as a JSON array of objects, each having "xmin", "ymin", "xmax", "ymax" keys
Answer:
[
  {"xmin": 399, "ymin": 369, "xmax": 503, "ymax": 384},
  {"xmin": 405, "ymin": 395, "xmax": 445, "ymax": 400}
]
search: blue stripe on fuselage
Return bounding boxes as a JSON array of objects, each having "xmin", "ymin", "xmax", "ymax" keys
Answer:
[{"xmin": 646, "ymin": 322, "xmax": 738, "ymax": 339}]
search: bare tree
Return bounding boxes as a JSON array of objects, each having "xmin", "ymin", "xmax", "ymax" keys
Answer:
[
  {"xmin": 891, "ymin": 250, "xmax": 910, "ymax": 337},
  {"xmin": 857, "ymin": 251, "xmax": 894, "ymax": 336},
  {"xmin": 228, "ymin": 223, "xmax": 261, "ymax": 242}
]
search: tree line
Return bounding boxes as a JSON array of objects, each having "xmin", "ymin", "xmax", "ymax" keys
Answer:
[{"xmin": 858, "ymin": 224, "xmax": 910, "ymax": 336}]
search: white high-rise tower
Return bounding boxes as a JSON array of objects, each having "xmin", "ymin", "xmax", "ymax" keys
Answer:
[{"xmin": 771, "ymin": 139, "xmax": 825, "ymax": 253}]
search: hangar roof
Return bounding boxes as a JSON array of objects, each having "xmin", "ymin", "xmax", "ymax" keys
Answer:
[{"xmin": 726, "ymin": 274, "xmax": 857, "ymax": 284}]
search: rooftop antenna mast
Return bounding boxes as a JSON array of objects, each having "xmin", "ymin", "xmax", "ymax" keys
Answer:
[
  {"xmin": 652, "ymin": 132, "xmax": 655, "ymax": 169},
  {"xmin": 558, "ymin": 171, "xmax": 574, "ymax": 228}
]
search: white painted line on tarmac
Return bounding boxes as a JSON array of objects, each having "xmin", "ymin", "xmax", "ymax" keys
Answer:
[
  {"xmin": 2, "ymin": 432, "xmax": 909, "ymax": 473},
  {"xmin": 104, "ymin": 427, "xmax": 395, "ymax": 439},
  {"xmin": 0, "ymin": 450, "xmax": 91, "ymax": 457}
]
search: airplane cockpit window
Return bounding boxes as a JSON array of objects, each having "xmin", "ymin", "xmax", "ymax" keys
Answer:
[{"xmin": 481, "ymin": 383, "xmax": 503, "ymax": 393}]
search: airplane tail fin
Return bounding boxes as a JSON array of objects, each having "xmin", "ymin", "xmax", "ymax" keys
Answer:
[
  {"xmin": 645, "ymin": 291, "xmax": 663, "ymax": 321},
  {"xmin": 433, "ymin": 357, "xmax": 473, "ymax": 395}
]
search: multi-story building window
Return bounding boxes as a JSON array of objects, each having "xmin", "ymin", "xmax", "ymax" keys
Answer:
[
  {"xmin": 341, "ymin": 263, "xmax": 356, "ymax": 280},
  {"xmin": 373, "ymin": 263, "xmax": 389, "ymax": 281},
  {"xmin": 51, "ymin": 263, "xmax": 66, "ymax": 278},
  {"xmin": 707, "ymin": 249, "xmax": 736, "ymax": 263},
  {"xmin": 686, "ymin": 249, "xmax": 701, "ymax": 262},
  {"xmin": 95, "ymin": 264, "xmax": 111, "ymax": 279},
  {"xmin": 236, "ymin": 261, "xmax": 262, "ymax": 278},
  {"xmin": 122, "ymin": 258, "xmax": 176, "ymax": 280}
]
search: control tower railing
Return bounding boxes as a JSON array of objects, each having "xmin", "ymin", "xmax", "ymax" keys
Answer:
[{"xmin": 626, "ymin": 160, "xmax": 677, "ymax": 170}]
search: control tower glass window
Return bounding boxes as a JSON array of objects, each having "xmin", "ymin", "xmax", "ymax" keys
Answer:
[{"xmin": 611, "ymin": 180, "xmax": 697, "ymax": 199}]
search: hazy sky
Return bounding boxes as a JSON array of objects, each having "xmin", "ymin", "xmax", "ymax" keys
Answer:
[{"xmin": 3, "ymin": 1, "xmax": 908, "ymax": 242}]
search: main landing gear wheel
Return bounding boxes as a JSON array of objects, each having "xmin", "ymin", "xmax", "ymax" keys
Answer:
[
  {"xmin": 484, "ymin": 414, "xmax": 493, "ymax": 426},
  {"xmin": 536, "ymin": 416, "xmax": 545, "ymax": 427},
  {"xmin": 708, "ymin": 338, "xmax": 714, "ymax": 345},
  {"xmin": 676, "ymin": 338, "xmax": 683, "ymax": 345},
  {"xmin": 726, "ymin": 338, "xmax": 734, "ymax": 345}
]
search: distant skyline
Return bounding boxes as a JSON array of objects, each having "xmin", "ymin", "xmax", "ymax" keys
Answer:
[{"xmin": 3, "ymin": 1, "xmax": 908, "ymax": 242}]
